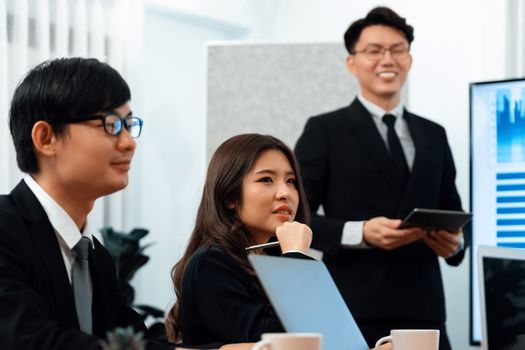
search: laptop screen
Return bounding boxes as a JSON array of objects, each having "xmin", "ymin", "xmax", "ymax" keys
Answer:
[
  {"xmin": 478, "ymin": 246, "xmax": 525, "ymax": 350},
  {"xmin": 249, "ymin": 255, "xmax": 369, "ymax": 350}
]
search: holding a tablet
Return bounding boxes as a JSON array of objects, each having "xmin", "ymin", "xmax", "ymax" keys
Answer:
[
  {"xmin": 399, "ymin": 208, "xmax": 472, "ymax": 233},
  {"xmin": 292, "ymin": 7, "xmax": 469, "ymax": 350}
]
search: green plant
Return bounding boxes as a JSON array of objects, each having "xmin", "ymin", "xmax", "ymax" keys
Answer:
[
  {"xmin": 100, "ymin": 326, "xmax": 146, "ymax": 350},
  {"xmin": 100, "ymin": 227, "xmax": 165, "ymax": 338}
]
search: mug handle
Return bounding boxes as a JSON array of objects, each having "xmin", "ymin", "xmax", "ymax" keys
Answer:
[
  {"xmin": 252, "ymin": 340, "xmax": 271, "ymax": 350},
  {"xmin": 374, "ymin": 335, "xmax": 392, "ymax": 349}
]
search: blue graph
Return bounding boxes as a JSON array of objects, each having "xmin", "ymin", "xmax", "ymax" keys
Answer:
[
  {"xmin": 496, "ymin": 89, "xmax": 525, "ymax": 163},
  {"xmin": 496, "ymin": 172, "xmax": 525, "ymax": 247}
]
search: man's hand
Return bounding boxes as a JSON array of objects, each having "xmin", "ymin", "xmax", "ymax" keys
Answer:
[
  {"xmin": 423, "ymin": 229, "xmax": 463, "ymax": 258},
  {"xmin": 363, "ymin": 217, "xmax": 426, "ymax": 250}
]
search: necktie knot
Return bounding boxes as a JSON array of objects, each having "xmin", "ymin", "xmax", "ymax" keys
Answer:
[
  {"xmin": 73, "ymin": 236, "xmax": 90, "ymax": 261},
  {"xmin": 382, "ymin": 113, "xmax": 397, "ymax": 128}
]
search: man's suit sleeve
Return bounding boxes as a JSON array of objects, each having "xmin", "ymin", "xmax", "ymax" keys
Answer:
[
  {"xmin": 295, "ymin": 117, "xmax": 347, "ymax": 255},
  {"xmin": 438, "ymin": 130, "xmax": 470, "ymax": 267},
  {"xmin": 0, "ymin": 218, "xmax": 102, "ymax": 350},
  {"xmin": 96, "ymin": 241, "xmax": 147, "ymax": 333}
]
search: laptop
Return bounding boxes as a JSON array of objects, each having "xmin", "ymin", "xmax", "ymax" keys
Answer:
[
  {"xmin": 478, "ymin": 246, "xmax": 525, "ymax": 350},
  {"xmin": 249, "ymin": 254, "xmax": 369, "ymax": 350}
]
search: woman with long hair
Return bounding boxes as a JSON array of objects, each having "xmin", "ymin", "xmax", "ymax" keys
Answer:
[{"xmin": 165, "ymin": 133, "xmax": 312, "ymax": 347}]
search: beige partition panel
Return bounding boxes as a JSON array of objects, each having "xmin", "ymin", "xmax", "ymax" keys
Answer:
[{"xmin": 206, "ymin": 42, "xmax": 359, "ymax": 157}]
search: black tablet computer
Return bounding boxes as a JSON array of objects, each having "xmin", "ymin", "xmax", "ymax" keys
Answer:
[{"xmin": 399, "ymin": 208, "xmax": 472, "ymax": 232}]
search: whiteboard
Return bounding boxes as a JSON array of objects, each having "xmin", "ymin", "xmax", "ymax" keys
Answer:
[{"xmin": 206, "ymin": 42, "xmax": 359, "ymax": 158}]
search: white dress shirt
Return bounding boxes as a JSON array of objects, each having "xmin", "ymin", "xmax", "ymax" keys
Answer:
[
  {"xmin": 340, "ymin": 96, "xmax": 464, "ymax": 255},
  {"xmin": 24, "ymin": 175, "xmax": 95, "ymax": 283}
]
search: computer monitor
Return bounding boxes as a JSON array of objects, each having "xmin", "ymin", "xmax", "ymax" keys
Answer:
[
  {"xmin": 478, "ymin": 246, "xmax": 525, "ymax": 350},
  {"xmin": 470, "ymin": 78, "xmax": 525, "ymax": 344}
]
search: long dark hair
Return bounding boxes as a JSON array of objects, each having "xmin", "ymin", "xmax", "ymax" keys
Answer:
[{"xmin": 165, "ymin": 134, "xmax": 310, "ymax": 342}]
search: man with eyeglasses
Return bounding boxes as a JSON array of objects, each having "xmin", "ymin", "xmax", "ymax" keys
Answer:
[
  {"xmin": 0, "ymin": 58, "xmax": 250, "ymax": 350},
  {"xmin": 0, "ymin": 57, "xmax": 157, "ymax": 350},
  {"xmin": 295, "ymin": 7, "xmax": 467, "ymax": 350}
]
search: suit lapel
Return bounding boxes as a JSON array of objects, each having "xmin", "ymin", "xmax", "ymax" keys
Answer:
[
  {"xmin": 344, "ymin": 98, "xmax": 403, "ymax": 198},
  {"xmin": 89, "ymin": 238, "xmax": 114, "ymax": 336},
  {"xmin": 11, "ymin": 181, "xmax": 79, "ymax": 329}
]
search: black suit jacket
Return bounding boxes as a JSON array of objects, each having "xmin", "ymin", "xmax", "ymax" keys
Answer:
[
  {"xmin": 0, "ymin": 181, "xmax": 167, "ymax": 349},
  {"xmin": 295, "ymin": 98, "xmax": 468, "ymax": 322},
  {"xmin": 180, "ymin": 245, "xmax": 311, "ymax": 347}
]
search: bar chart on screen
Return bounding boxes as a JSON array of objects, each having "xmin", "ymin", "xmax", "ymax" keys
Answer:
[
  {"xmin": 496, "ymin": 172, "xmax": 525, "ymax": 248},
  {"xmin": 471, "ymin": 78, "xmax": 525, "ymax": 344},
  {"xmin": 494, "ymin": 87, "xmax": 525, "ymax": 247},
  {"xmin": 496, "ymin": 88, "xmax": 525, "ymax": 163}
]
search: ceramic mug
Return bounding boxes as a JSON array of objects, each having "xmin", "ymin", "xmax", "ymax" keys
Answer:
[
  {"xmin": 252, "ymin": 332, "xmax": 322, "ymax": 350},
  {"xmin": 374, "ymin": 329, "xmax": 439, "ymax": 350}
]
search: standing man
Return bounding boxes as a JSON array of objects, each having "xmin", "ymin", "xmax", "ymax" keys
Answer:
[{"xmin": 295, "ymin": 7, "xmax": 467, "ymax": 350}]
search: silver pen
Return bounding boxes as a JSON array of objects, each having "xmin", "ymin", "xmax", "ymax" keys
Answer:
[{"xmin": 245, "ymin": 241, "xmax": 280, "ymax": 251}]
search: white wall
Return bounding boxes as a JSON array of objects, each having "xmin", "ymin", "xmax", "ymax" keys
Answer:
[
  {"xmin": 134, "ymin": 1, "xmax": 508, "ymax": 349},
  {"xmin": 131, "ymin": 2, "xmax": 249, "ymax": 311}
]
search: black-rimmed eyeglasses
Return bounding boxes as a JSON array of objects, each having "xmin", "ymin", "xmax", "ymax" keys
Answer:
[
  {"xmin": 50, "ymin": 113, "xmax": 144, "ymax": 138},
  {"xmin": 351, "ymin": 44, "xmax": 410, "ymax": 61}
]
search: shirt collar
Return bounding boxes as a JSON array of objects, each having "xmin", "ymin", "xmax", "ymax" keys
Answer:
[
  {"xmin": 357, "ymin": 94, "xmax": 405, "ymax": 120},
  {"xmin": 24, "ymin": 175, "xmax": 95, "ymax": 250}
]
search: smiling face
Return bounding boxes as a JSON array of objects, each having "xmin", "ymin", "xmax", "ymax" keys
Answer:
[
  {"xmin": 232, "ymin": 149, "xmax": 299, "ymax": 244},
  {"xmin": 347, "ymin": 24, "xmax": 412, "ymax": 109},
  {"xmin": 51, "ymin": 103, "xmax": 136, "ymax": 200}
]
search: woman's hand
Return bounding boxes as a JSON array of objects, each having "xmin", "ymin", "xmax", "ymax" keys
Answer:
[{"xmin": 275, "ymin": 221, "xmax": 312, "ymax": 254}]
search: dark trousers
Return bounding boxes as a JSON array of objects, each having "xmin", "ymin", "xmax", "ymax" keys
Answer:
[{"xmin": 357, "ymin": 318, "xmax": 452, "ymax": 350}]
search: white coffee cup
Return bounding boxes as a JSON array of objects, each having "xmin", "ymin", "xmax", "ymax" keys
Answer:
[
  {"xmin": 252, "ymin": 332, "xmax": 322, "ymax": 350},
  {"xmin": 374, "ymin": 329, "xmax": 439, "ymax": 350}
]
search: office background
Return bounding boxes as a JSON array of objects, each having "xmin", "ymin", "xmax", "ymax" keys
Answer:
[
  {"xmin": 207, "ymin": 42, "xmax": 363, "ymax": 157},
  {"xmin": 1, "ymin": 1, "xmax": 525, "ymax": 349}
]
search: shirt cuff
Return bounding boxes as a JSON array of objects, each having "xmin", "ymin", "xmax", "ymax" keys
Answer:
[{"xmin": 341, "ymin": 221, "xmax": 370, "ymax": 248}]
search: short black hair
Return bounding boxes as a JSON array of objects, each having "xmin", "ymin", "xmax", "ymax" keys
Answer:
[
  {"xmin": 344, "ymin": 7, "xmax": 414, "ymax": 54},
  {"xmin": 9, "ymin": 57, "xmax": 131, "ymax": 173}
]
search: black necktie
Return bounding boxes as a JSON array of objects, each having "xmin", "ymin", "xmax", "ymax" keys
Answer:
[{"xmin": 382, "ymin": 114, "xmax": 410, "ymax": 191}]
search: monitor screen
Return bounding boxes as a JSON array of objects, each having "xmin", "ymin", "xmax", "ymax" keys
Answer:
[
  {"xmin": 471, "ymin": 78, "xmax": 525, "ymax": 344},
  {"xmin": 478, "ymin": 247, "xmax": 525, "ymax": 350}
]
